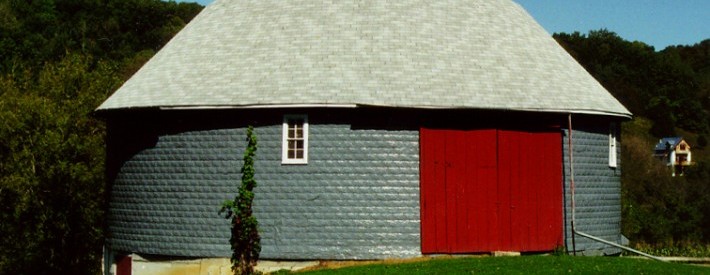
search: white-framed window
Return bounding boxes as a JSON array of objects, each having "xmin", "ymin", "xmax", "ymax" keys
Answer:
[
  {"xmin": 282, "ymin": 115, "xmax": 308, "ymax": 164},
  {"xmin": 609, "ymin": 122, "xmax": 617, "ymax": 168}
]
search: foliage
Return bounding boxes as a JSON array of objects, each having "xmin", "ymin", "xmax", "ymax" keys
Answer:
[
  {"xmin": 0, "ymin": 0, "xmax": 202, "ymax": 274},
  {"xmin": 220, "ymin": 126, "xmax": 262, "ymax": 275},
  {"xmin": 698, "ymin": 135, "xmax": 708, "ymax": 148},
  {"xmin": 630, "ymin": 242, "xmax": 710, "ymax": 258},
  {"xmin": 273, "ymin": 256, "xmax": 709, "ymax": 275},
  {"xmin": 620, "ymin": 119, "xmax": 710, "ymax": 250},
  {"xmin": 620, "ymin": 134, "xmax": 705, "ymax": 244},
  {"xmin": 554, "ymin": 30, "xmax": 710, "ymax": 134},
  {"xmin": 0, "ymin": 54, "xmax": 120, "ymax": 274},
  {"xmin": 0, "ymin": 0, "xmax": 203, "ymax": 74}
]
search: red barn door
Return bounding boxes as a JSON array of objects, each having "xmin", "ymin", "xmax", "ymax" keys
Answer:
[{"xmin": 420, "ymin": 127, "xmax": 562, "ymax": 253}]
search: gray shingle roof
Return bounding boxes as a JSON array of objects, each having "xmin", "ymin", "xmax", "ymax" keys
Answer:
[
  {"xmin": 654, "ymin": 137, "xmax": 683, "ymax": 151},
  {"xmin": 97, "ymin": 0, "xmax": 631, "ymax": 117}
]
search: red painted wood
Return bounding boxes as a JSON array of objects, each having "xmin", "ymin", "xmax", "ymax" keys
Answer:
[
  {"xmin": 462, "ymin": 131, "xmax": 477, "ymax": 251},
  {"xmin": 433, "ymin": 131, "xmax": 448, "ymax": 252},
  {"xmin": 497, "ymin": 129, "xmax": 563, "ymax": 251},
  {"xmin": 445, "ymin": 133, "xmax": 463, "ymax": 253},
  {"xmin": 116, "ymin": 255, "xmax": 132, "ymax": 275},
  {"xmin": 524, "ymin": 132, "xmax": 539, "ymax": 251},
  {"xmin": 497, "ymin": 130, "xmax": 513, "ymax": 250},
  {"xmin": 420, "ymin": 127, "xmax": 450, "ymax": 253},
  {"xmin": 471, "ymin": 129, "xmax": 498, "ymax": 252},
  {"xmin": 446, "ymin": 131, "xmax": 459, "ymax": 252},
  {"xmin": 463, "ymin": 132, "xmax": 478, "ymax": 250},
  {"xmin": 420, "ymin": 127, "xmax": 561, "ymax": 253},
  {"xmin": 539, "ymin": 130, "xmax": 564, "ymax": 249},
  {"xmin": 419, "ymin": 128, "xmax": 433, "ymax": 252}
]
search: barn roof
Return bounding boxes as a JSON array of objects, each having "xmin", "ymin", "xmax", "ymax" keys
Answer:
[{"xmin": 97, "ymin": 0, "xmax": 631, "ymax": 118}]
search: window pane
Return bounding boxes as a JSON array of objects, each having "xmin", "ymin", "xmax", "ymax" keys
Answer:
[{"xmin": 283, "ymin": 116, "xmax": 307, "ymax": 163}]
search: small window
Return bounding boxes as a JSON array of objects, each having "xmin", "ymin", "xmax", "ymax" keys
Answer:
[
  {"xmin": 282, "ymin": 115, "xmax": 308, "ymax": 164},
  {"xmin": 609, "ymin": 122, "xmax": 617, "ymax": 168}
]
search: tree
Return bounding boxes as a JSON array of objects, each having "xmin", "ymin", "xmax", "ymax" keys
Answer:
[
  {"xmin": 0, "ymin": 1, "xmax": 203, "ymax": 272},
  {"xmin": 554, "ymin": 31, "xmax": 709, "ymax": 134},
  {"xmin": 0, "ymin": 54, "xmax": 120, "ymax": 274},
  {"xmin": 621, "ymin": 122, "xmax": 709, "ymax": 248}
]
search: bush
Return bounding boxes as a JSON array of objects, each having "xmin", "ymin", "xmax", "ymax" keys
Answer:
[
  {"xmin": 698, "ymin": 135, "xmax": 708, "ymax": 148},
  {"xmin": 220, "ymin": 126, "xmax": 261, "ymax": 275},
  {"xmin": 630, "ymin": 242, "xmax": 710, "ymax": 257}
]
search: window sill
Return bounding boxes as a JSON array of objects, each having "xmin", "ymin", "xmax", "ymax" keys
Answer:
[{"xmin": 281, "ymin": 160, "xmax": 308, "ymax": 165}]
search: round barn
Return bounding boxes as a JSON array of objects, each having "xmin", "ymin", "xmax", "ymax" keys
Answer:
[{"xmin": 97, "ymin": 0, "xmax": 631, "ymax": 273}]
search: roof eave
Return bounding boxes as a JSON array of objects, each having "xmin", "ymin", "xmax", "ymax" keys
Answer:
[{"xmin": 96, "ymin": 103, "xmax": 632, "ymax": 119}]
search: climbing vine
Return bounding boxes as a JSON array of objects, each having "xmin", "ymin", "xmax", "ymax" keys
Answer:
[{"xmin": 220, "ymin": 126, "xmax": 261, "ymax": 275}]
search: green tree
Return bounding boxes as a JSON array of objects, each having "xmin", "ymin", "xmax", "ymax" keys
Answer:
[
  {"xmin": 621, "ymin": 124, "xmax": 709, "ymax": 248},
  {"xmin": 0, "ymin": 0, "xmax": 202, "ymax": 74},
  {"xmin": 554, "ymin": 31, "xmax": 709, "ymax": 134},
  {"xmin": 0, "ymin": 54, "xmax": 120, "ymax": 274},
  {"xmin": 0, "ymin": 1, "xmax": 203, "ymax": 272},
  {"xmin": 554, "ymin": 30, "xmax": 657, "ymax": 116}
]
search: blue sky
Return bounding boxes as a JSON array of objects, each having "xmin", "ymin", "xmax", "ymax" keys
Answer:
[
  {"xmin": 173, "ymin": 0, "xmax": 709, "ymax": 50},
  {"xmin": 515, "ymin": 0, "xmax": 709, "ymax": 50}
]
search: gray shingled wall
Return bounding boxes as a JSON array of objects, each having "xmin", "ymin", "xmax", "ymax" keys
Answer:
[
  {"xmin": 562, "ymin": 122, "xmax": 623, "ymax": 255},
  {"xmin": 107, "ymin": 111, "xmax": 623, "ymax": 258},
  {"xmin": 107, "ymin": 117, "xmax": 421, "ymax": 259}
]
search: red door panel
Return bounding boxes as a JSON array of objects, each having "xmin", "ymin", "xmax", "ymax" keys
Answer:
[
  {"xmin": 446, "ymin": 131, "xmax": 463, "ymax": 252},
  {"xmin": 535, "ymin": 130, "xmax": 564, "ymax": 250},
  {"xmin": 497, "ymin": 129, "xmax": 563, "ymax": 252},
  {"xmin": 421, "ymin": 127, "xmax": 562, "ymax": 253},
  {"xmin": 420, "ymin": 128, "xmax": 449, "ymax": 253}
]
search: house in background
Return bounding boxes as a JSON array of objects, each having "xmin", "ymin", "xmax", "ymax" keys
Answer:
[
  {"xmin": 96, "ymin": 0, "xmax": 631, "ymax": 274},
  {"xmin": 654, "ymin": 137, "xmax": 692, "ymax": 176}
]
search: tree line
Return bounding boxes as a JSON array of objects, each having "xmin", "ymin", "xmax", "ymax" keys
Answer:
[
  {"xmin": 0, "ymin": 0, "xmax": 202, "ymax": 273},
  {"xmin": 0, "ymin": 1, "xmax": 708, "ymax": 273},
  {"xmin": 554, "ymin": 30, "xmax": 710, "ymax": 137}
]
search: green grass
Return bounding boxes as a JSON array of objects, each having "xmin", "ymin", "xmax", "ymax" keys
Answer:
[{"xmin": 278, "ymin": 255, "xmax": 709, "ymax": 275}]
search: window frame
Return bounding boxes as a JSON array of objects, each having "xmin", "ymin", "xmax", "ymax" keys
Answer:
[
  {"xmin": 609, "ymin": 122, "xmax": 617, "ymax": 168},
  {"xmin": 282, "ymin": 114, "xmax": 309, "ymax": 165}
]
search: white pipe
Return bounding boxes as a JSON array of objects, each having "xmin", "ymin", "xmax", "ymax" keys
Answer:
[
  {"xmin": 568, "ymin": 114, "xmax": 577, "ymax": 254},
  {"xmin": 568, "ymin": 115, "xmax": 576, "ymax": 226},
  {"xmin": 567, "ymin": 114, "xmax": 665, "ymax": 262}
]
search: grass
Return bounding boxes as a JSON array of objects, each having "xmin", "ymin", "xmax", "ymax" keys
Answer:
[{"xmin": 275, "ymin": 255, "xmax": 709, "ymax": 275}]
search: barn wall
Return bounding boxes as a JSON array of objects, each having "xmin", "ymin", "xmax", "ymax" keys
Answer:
[
  {"xmin": 562, "ymin": 120, "xmax": 622, "ymax": 255},
  {"xmin": 106, "ymin": 109, "xmax": 625, "ymax": 259},
  {"xmin": 106, "ymin": 111, "xmax": 421, "ymax": 259}
]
